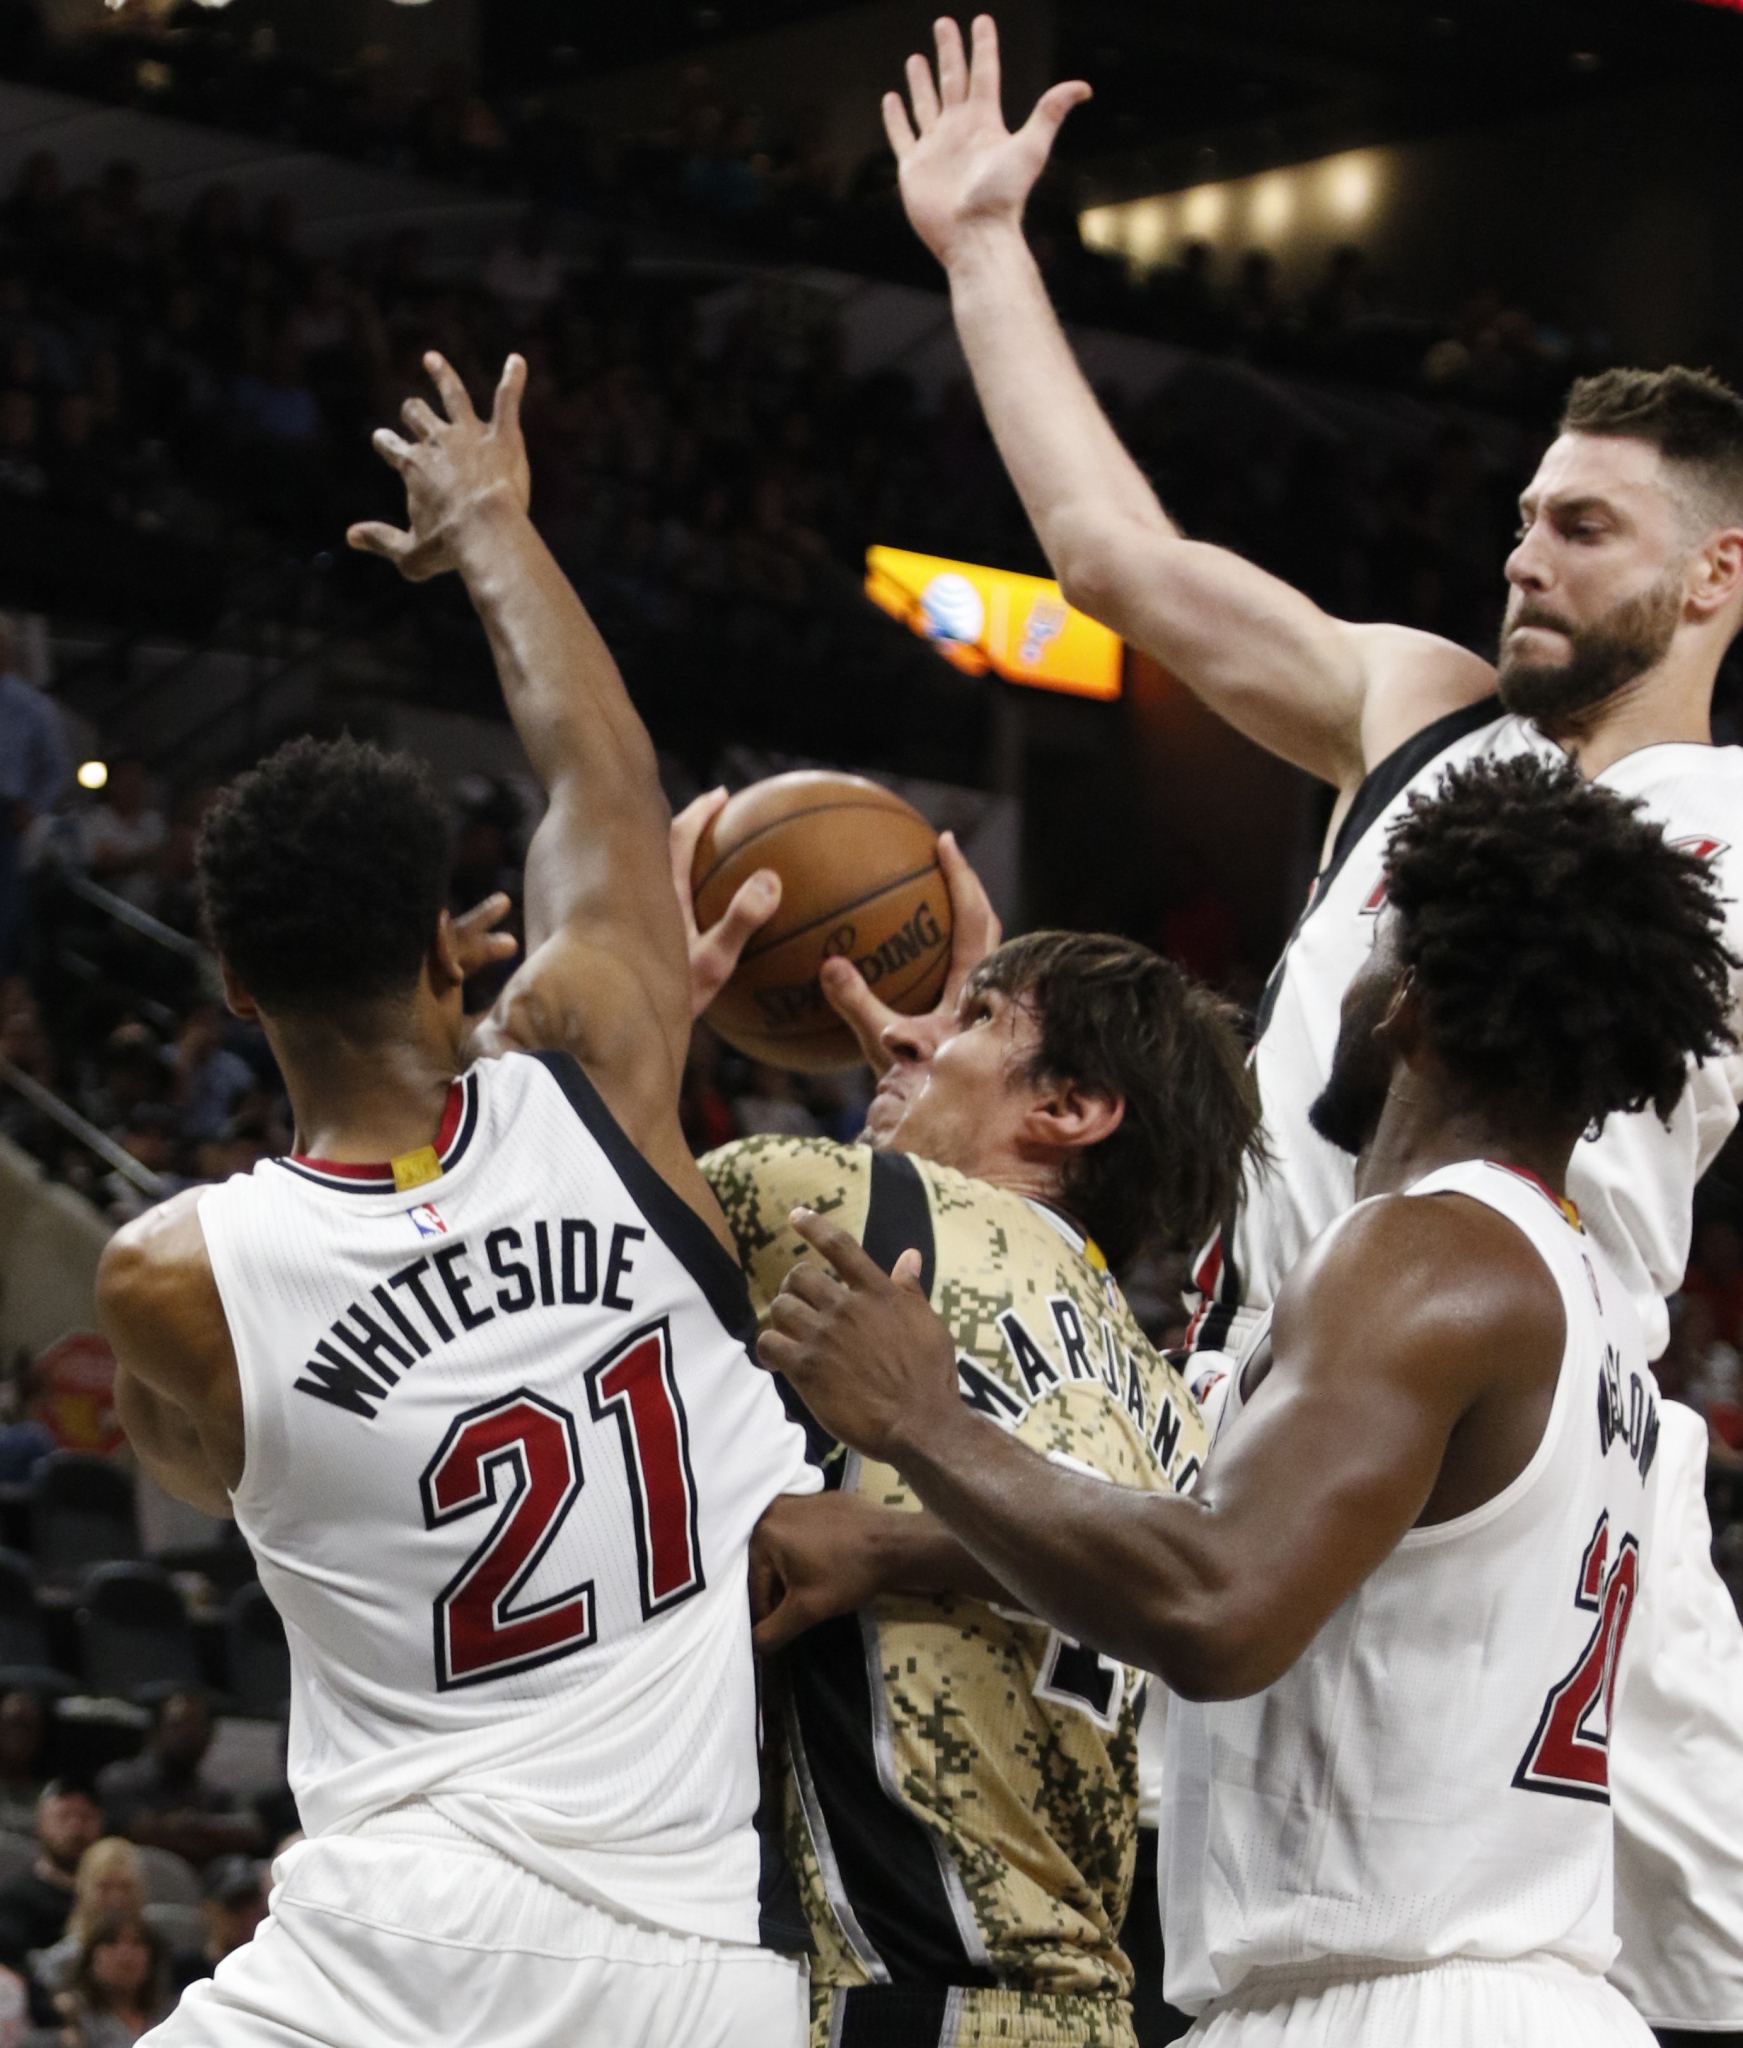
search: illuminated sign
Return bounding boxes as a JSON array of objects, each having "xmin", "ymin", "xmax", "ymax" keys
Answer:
[{"xmin": 865, "ymin": 546, "xmax": 1122, "ymax": 701}]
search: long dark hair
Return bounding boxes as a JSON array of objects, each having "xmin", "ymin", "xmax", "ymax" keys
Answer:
[{"xmin": 70, "ymin": 1909, "xmax": 170, "ymax": 2024}]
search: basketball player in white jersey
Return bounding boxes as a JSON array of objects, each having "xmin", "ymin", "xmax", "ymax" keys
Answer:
[
  {"xmin": 877, "ymin": 20, "xmax": 1743, "ymax": 2034},
  {"xmin": 757, "ymin": 757, "xmax": 1737, "ymax": 2046},
  {"xmin": 93, "ymin": 353, "xmax": 816, "ymax": 2046}
]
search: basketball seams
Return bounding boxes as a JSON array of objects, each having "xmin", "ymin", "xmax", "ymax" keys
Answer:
[
  {"xmin": 692, "ymin": 795, "xmax": 920, "ymax": 900},
  {"xmin": 737, "ymin": 859, "xmax": 944, "ymax": 965}
]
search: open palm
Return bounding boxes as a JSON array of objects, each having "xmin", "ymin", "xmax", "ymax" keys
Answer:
[{"xmin": 883, "ymin": 15, "xmax": 1090, "ymax": 269}]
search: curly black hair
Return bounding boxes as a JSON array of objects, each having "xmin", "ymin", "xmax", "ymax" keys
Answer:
[
  {"xmin": 970, "ymin": 931, "xmax": 1264, "ymax": 1270},
  {"xmin": 197, "ymin": 735, "xmax": 450, "ymax": 1015},
  {"xmin": 1384, "ymin": 754, "xmax": 1736, "ymax": 1133}
]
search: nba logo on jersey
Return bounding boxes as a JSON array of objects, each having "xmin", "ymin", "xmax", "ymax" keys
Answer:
[{"xmin": 408, "ymin": 1203, "xmax": 448, "ymax": 1238}]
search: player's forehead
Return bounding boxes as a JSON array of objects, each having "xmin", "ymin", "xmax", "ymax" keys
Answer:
[{"xmin": 1520, "ymin": 431, "xmax": 1669, "ymax": 519}]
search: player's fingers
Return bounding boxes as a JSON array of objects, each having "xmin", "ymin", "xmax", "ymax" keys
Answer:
[
  {"xmin": 892, "ymin": 1247, "xmax": 927, "ymax": 1293},
  {"xmin": 906, "ymin": 50, "xmax": 941, "ymax": 132},
  {"xmin": 819, "ymin": 957, "xmax": 898, "ymax": 1073},
  {"xmin": 882, "ymin": 90, "xmax": 917, "ymax": 161},
  {"xmin": 781, "ymin": 1262, "xmax": 847, "ymax": 1312},
  {"xmin": 938, "ymin": 831, "xmax": 1001, "ymax": 995},
  {"xmin": 752, "ymin": 1587, "xmax": 812, "ymax": 1655},
  {"xmin": 712, "ymin": 870, "xmax": 782, "ymax": 959},
  {"xmin": 934, "ymin": 15, "xmax": 968, "ymax": 104},
  {"xmin": 400, "ymin": 395, "xmax": 443, "ymax": 442},
  {"xmin": 765, "ymin": 1290, "xmax": 822, "ymax": 1341},
  {"xmin": 755, "ymin": 1325, "xmax": 803, "ymax": 1379},
  {"xmin": 344, "ymin": 520, "xmax": 412, "ymax": 560},
  {"xmin": 669, "ymin": 788, "xmax": 730, "ymax": 924},
  {"xmin": 453, "ymin": 890, "xmax": 514, "ymax": 936},
  {"xmin": 1017, "ymin": 79, "xmax": 1092, "ymax": 155},
  {"xmin": 790, "ymin": 1207, "xmax": 892, "ymax": 1291},
  {"xmin": 493, "ymin": 352, "xmax": 527, "ymax": 440},
  {"xmin": 967, "ymin": 13, "xmax": 1001, "ymax": 105},
  {"xmin": 369, "ymin": 427, "xmax": 414, "ymax": 472},
  {"xmin": 424, "ymin": 350, "xmax": 477, "ymax": 425}
]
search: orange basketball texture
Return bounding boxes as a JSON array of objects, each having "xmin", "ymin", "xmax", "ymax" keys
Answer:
[{"xmin": 691, "ymin": 772, "xmax": 954, "ymax": 1072}]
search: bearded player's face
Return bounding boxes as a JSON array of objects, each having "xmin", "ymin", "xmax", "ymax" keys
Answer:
[{"xmin": 1498, "ymin": 433, "xmax": 1690, "ymax": 734}]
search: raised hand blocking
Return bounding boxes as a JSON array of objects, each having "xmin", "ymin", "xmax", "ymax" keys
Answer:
[
  {"xmin": 346, "ymin": 351, "xmax": 533, "ymax": 582},
  {"xmin": 883, "ymin": 14, "xmax": 1091, "ymax": 270}
]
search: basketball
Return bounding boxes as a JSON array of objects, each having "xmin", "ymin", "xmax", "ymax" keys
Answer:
[{"xmin": 691, "ymin": 770, "xmax": 954, "ymax": 1071}]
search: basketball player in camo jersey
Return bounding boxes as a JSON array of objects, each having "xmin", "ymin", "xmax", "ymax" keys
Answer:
[{"xmin": 680, "ymin": 836, "xmax": 1259, "ymax": 2045}]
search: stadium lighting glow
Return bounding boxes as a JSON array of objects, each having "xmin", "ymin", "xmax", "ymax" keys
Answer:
[
  {"xmin": 1325, "ymin": 153, "xmax": 1376, "ymax": 223},
  {"xmin": 1181, "ymin": 183, "xmax": 1226, "ymax": 238},
  {"xmin": 77, "ymin": 761, "xmax": 108, "ymax": 791},
  {"xmin": 1251, "ymin": 173, "xmax": 1294, "ymax": 239}
]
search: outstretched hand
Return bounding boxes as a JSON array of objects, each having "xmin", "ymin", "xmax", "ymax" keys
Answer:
[
  {"xmin": 670, "ymin": 788, "xmax": 783, "ymax": 1019},
  {"xmin": 347, "ymin": 351, "xmax": 532, "ymax": 581},
  {"xmin": 757, "ymin": 1209, "xmax": 959, "ymax": 1462},
  {"xmin": 820, "ymin": 828, "xmax": 1001, "ymax": 1072},
  {"xmin": 885, "ymin": 15, "xmax": 1090, "ymax": 271}
]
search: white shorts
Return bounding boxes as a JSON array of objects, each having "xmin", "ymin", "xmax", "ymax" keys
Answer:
[
  {"xmin": 143, "ymin": 1819, "xmax": 807, "ymax": 2048},
  {"xmin": 1185, "ymin": 1955, "xmax": 1656, "ymax": 2048}
]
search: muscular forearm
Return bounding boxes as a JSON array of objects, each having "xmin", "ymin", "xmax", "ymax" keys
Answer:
[
  {"xmin": 946, "ymin": 224, "xmax": 1172, "ymax": 574},
  {"xmin": 866, "ymin": 1505, "xmax": 1009, "ymax": 1603},
  {"xmin": 451, "ymin": 495, "xmax": 659, "ymax": 823},
  {"xmin": 889, "ymin": 1401, "xmax": 1254, "ymax": 1697}
]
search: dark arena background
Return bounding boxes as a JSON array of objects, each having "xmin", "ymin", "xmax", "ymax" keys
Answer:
[{"xmin": 0, "ymin": 3, "xmax": 1742, "ymax": 2044}]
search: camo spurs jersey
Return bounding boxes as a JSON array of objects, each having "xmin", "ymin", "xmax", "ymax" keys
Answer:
[{"xmin": 702, "ymin": 1136, "xmax": 1206, "ymax": 2048}]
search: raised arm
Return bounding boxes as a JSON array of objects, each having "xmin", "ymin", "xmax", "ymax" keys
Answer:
[
  {"xmin": 889, "ymin": 16, "xmax": 1495, "ymax": 796},
  {"xmin": 759, "ymin": 1194, "xmax": 1559, "ymax": 1698},
  {"xmin": 349, "ymin": 354, "xmax": 714, "ymax": 1227}
]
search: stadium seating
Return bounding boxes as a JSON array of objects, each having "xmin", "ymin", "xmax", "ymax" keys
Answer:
[{"xmin": 75, "ymin": 1560, "xmax": 200, "ymax": 1704}]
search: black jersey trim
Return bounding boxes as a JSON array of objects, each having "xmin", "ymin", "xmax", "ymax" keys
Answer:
[
  {"xmin": 784, "ymin": 1613, "xmax": 1000, "ymax": 1989},
  {"xmin": 1252, "ymin": 694, "xmax": 1501, "ymax": 1042},
  {"xmin": 273, "ymin": 1072, "xmax": 481, "ymax": 1195},
  {"xmin": 529, "ymin": 1050, "xmax": 757, "ymax": 1347},
  {"xmin": 863, "ymin": 1152, "xmax": 937, "ymax": 1297}
]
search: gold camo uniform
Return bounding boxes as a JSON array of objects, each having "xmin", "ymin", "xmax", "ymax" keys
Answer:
[{"xmin": 701, "ymin": 1135, "xmax": 1208, "ymax": 2048}]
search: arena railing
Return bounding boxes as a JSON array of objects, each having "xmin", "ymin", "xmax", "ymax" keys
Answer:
[{"xmin": 0, "ymin": 1061, "xmax": 167, "ymax": 1202}]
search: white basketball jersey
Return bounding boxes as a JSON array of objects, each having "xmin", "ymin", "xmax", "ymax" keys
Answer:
[
  {"xmin": 1162, "ymin": 1160, "xmax": 1660, "ymax": 2012},
  {"xmin": 197, "ymin": 1049, "xmax": 818, "ymax": 1946},
  {"xmin": 1192, "ymin": 709, "xmax": 1743, "ymax": 1363}
]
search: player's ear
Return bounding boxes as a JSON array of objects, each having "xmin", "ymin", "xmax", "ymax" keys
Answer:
[
  {"xmin": 1689, "ymin": 525, "xmax": 1743, "ymax": 620},
  {"xmin": 218, "ymin": 958, "xmax": 258, "ymax": 1022},
  {"xmin": 1026, "ymin": 1080, "xmax": 1125, "ymax": 1155},
  {"xmin": 429, "ymin": 909, "xmax": 467, "ymax": 1000},
  {"xmin": 1374, "ymin": 968, "xmax": 1422, "ymax": 1058}
]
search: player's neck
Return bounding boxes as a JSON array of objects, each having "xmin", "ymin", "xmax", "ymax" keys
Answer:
[
  {"xmin": 1353, "ymin": 1069, "xmax": 1577, "ymax": 1205},
  {"xmin": 268, "ymin": 1009, "xmax": 464, "ymax": 1165},
  {"xmin": 1535, "ymin": 653, "xmax": 1715, "ymax": 779}
]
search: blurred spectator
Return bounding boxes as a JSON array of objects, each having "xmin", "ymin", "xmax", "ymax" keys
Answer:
[
  {"xmin": 0, "ymin": 618, "xmax": 68, "ymax": 979},
  {"xmin": 78, "ymin": 764, "xmax": 163, "ymax": 916},
  {"xmin": 1685, "ymin": 1215, "xmax": 1743, "ymax": 1350},
  {"xmin": 0, "ymin": 1783, "xmax": 102, "ymax": 1977},
  {"xmin": 0, "ymin": 1694, "xmax": 46, "ymax": 1834},
  {"xmin": 484, "ymin": 210, "xmax": 563, "ymax": 326},
  {"xmin": 28, "ymin": 1840, "xmax": 143, "ymax": 1998},
  {"xmin": 731, "ymin": 1063, "xmax": 820, "ymax": 1139},
  {"xmin": 168, "ymin": 1008, "xmax": 251, "ymax": 1147},
  {"xmin": 94, "ymin": 1695, "xmax": 263, "ymax": 1869},
  {"xmin": 166, "ymin": 1855, "xmax": 263, "ymax": 1996},
  {"xmin": 55, "ymin": 1909, "xmax": 168, "ymax": 2045}
]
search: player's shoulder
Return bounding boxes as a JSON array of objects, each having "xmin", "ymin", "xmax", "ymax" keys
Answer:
[
  {"xmin": 700, "ymin": 1134, "xmax": 874, "ymax": 1258},
  {"xmin": 1282, "ymin": 1185, "xmax": 1564, "ymax": 1365},
  {"xmin": 96, "ymin": 1187, "xmax": 222, "ymax": 1356}
]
